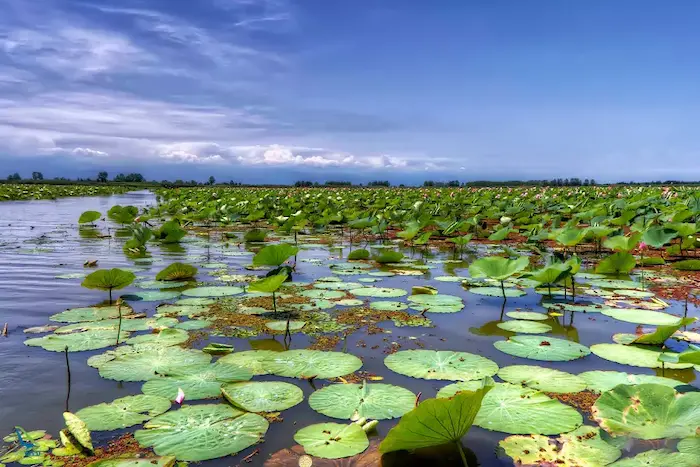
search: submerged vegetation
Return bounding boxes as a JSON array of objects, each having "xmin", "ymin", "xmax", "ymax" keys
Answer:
[{"xmin": 7, "ymin": 184, "xmax": 700, "ymax": 466}]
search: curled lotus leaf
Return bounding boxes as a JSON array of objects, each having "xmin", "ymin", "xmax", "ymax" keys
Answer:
[
  {"xmin": 142, "ymin": 361, "xmax": 253, "ymax": 400},
  {"xmin": 294, "ymin": 423, "xmax": 368, "ymax": 459},
  {"xmin": 308, "ymin": 381, "xmax": 415, "ymax": 420},
  {"xmin": 222, "ymin": 381, "xmax": 304, "ymax": 412},
  {"xmin": 76, "ymin": 395, "xmax": 171, "ymax": 431},
  {"xmin": 496, "ymin": 320, "xmax": 552, "ymax": 334},
  {"xmin": 579, "ymin": 370, "xmax": 684, "ymax": 393},
  {"xmin": 182, "ymin": 286, "xmax": 244, "ymax": 297},
  {"xmin": 25, "ymin": 329, "xmax": 131, "ymax": 352},
  {"xmin": 50, "ymin": 305, "xmax": 134, "ymax": 323},
  {"xmin": 384, "ymin": 350, "xmax": 498, "ymax": 381},
  {"xmin": 590, "ymin": 344, "xmax": 693, "ymax": 369},
  {"xmin": 592, "ymin": 384, "xmax": 700, "ymax": 440},
  {"xmin": 64, "ymin": 412, "xmax": 93, "ymax": 452},
  {"xmin": 494, "ymin": 336, "xmax": 590, "ymax": 362},
  {"xmin": 134, "ymin": 404, "xmax": 269, "ymax": 461}
]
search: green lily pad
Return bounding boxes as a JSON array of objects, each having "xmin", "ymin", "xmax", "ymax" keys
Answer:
[
  {"xmin": 265, "ymin": 350, "xmax": 362, "ymax": 379},
  {"xmin": 314, "ymin": 282, "xmax": 363, "ymax": 291},
  {"xmin": 469, "ymin": 287, "xmax": 527, "ymax": 297},
  {"xmin": 579, "ymin": 370, "xmax": 684, "ymax": 393},
  {"xmin": 142, "ymin": 361, "xmax": 252, "ymax": 400},
  {"xmin": 407, "ymin": 294, "xmax": 464, "ymax": 313},
  {"xmin": 174, "ymin": 319, "xmax": 211, "ymax": 330},
  {"xmin": 126, "ymin": 328, "xmax": 189, "ymax": 346},
  {"xmin": 55, "ymin": 317, "xmax": 178, "ymax": 334},
  {"xmin": 601, "ymin": 308, "xmax": 681, "ymax": 326},
  {"xmin": 99, "ymin": 346, "xmax": 212, "ymax": 381},
  {"xmin": 384, "ymin": 350, "xmax": 498, "ymax": 381},
  {"xmin": 505, "ymin": 311, "xmax": 549, "ymax": 321},
  {"xmin": 336, "ymin": 299, "xmax": 364, "ymax": 306},
  {"xmin": 614, "ymin": 289, "xmax": 656, "ymax": 299},
  {"xmin": 494, "ymin": 336, "xmax": 591, "ymax": 361},
  {"xmin": 308, "ymin": 381, "xmax": 415, "ymax": 420},
  {"xmin": 64, "ymin": 412, "xmax": 93, "ymax": 452},
  {"xmin": 25, "ymin": 329, "xmax": 131, "ymax": 352},
  {"xmin": 265, "ymin": 321, "xmax": 306, "ymax": 332},
  {"xmin": 121, "ymin": 291, "xmax": 181, "ymax": 302},
  {"xmin": 136, "ymin": 281, "xmax": 188, "ymax": 290},
  {"xmin": 369, "ymin": 301, "xmax": 408, "ymax": 311},
  {"xmin": 218, "ymin": 350, "xmax": 278, "ymax": 376},
  {"xmin": 76, "ymin": 395, "xmax": 171, "ymax": 431},
  {"xmin": 182, "ymin": 286, "xmax": 244, "ymax": 297},
  {"xmin": 608, "ymin": 450, "xmax": 700, "ymax": 467},
  {"xmin": 175, "ymin": 298, "xmax": 216, "ymax": 306},
  {"xmin": 497, "ymin": 320, "xmax": 552, "ymax": 334},
  {"xmin": 497, "ymin": 365, "xmax": 587, "ymax": 393},
  {"xmin": 499, "ymin": 426, "xmax": 621, "ymax": 467},
  {"xmin": 294, "ymin": 423, "xmax": 368, "ymax": 459},
  {"xmin": 437, "ymin": 382, "xmax": 582, "ymax": 435},
  {"xmin": 678, "ymin": 437, "xmax": 700, "ymax": 456},
  {"xmin": 85, "ymin": 457, "xmax": 176, "ymax": 467},
  {"xmin": 50, "ymin": 305, "xmax": 133, "ymax": 323},
  {"xmin": 590, "ymin": 344, "xmax": 693, "ymax": 369},
  {"xmin": 350, "ymin": 287, "xmax": 407, "ymax": 298},
  {"xmin": 221, "ymin": 381, "xmax": 303, "ymax": 412},
  {"xmin": 300, "ymin": 289, "xmax": 346, "ymax": 300},
  {"xmin": 134, "ymin": 404, "xmax": 269, "ymax": 461},
  {"xmin": 592, "ymin": 384, "xmax": 700, "ymax": 440}
]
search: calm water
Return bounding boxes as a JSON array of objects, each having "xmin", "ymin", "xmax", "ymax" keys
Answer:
[{"xmin": 0, "ymin": 191, "xmax": 696, "ymax": 466}]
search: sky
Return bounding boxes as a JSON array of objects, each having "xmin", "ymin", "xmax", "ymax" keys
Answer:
[{"xmin": 1, "ymin": 0, "xmax": 700, "ymax": 184}]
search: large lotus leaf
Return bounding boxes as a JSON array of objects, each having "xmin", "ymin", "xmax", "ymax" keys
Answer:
[
  {"xmin": 156, "ymin": 263, "xmax": 198, "ymax": 281},
  {"xmin": 142, "ymin": 361, "xmax": 253, "ymax": 400},
  {"xmin": 593, "ymin": 384, "xmax": 700, "ymax": 440},
  {"xmin": 608, "ymin": 449, "xmax": 700, "ymax": 467},
  {"xmin": 82, "ymin": 268, "xmax": 136, "ymax": 291},
  {"xmin": 108, "ymin": 205, "xmax": 138, "ymax": 224},
  {"xmin": 126, "ymin": 328, "xmax": 188, "ymax": 346},
  {"xmin": 246, "ymin": 273, "xmax": 288, "ymax": 294},
  {"xmin": 384, "ymin": 350, "xmax": 498, "ymax": 381},
  {"xmin": 497, "ymin": 320, "xmax": 552, "ymax": 334},
  {"xmin": 642, "ymin": 227, "xmax": 679, "ymax": 248},
  {"xmin": 369, "ymin": 301, "xmax": 408, "ymax": 311},
  {"xmin": 218, "ymin": 350, "xmax": 278, "ymax": 375},
  {"xmin": 506, "ymin": 311, "xmax": 549, "ymax": 321},
  {"xmin": 308, "ymin": 381, "xmax": 415, "ymax": 420},
  {"xmin": 579, "ymin": 370, "xmax": 684, "ymax": 393},
  {"xmin": 498, "ymin": 365, "xmax": 587, "ymax": 393},
  {"xmin": 349, "ymin": 287, "xmax": 407, "ymax": 298},
  {"xmin": 294, "ymin": 423, "xmax": 369, "ymax": 459},
  {"xmin": 76, "ymin": 395, "xmax": 171, "ymax": 431},
  {"xmin": 468, "ymin": 256, "xmax": 529, "ymax": 281},
  {"xmin": 56, "ymin": 317, "xmax": 177, "ymax": 334},
  {"xmin": 265, "ymin": 350, "xmax": 362, "ymax": 379},
  {"xmin": 122, "ymin": 290, "xmax": 181, "ymax": 302},
  {"xmin": 595, "ymin": 253, "xmax": 636, "ymax": 275},
  {"xmin": 86, "ymin": 457, "xmax": 176, "ymax": 467},
  {"xmin": 99, "ymin": 346, "xmax": 212, "ymax": 381},
  {"xmin": 253, "ymin": 244, "xmax": 299, "ymax": 267},
  {"xmin": 176, "ymin": 297, "xmax": 216, "ymax": 306},
  {"xmin": 407, "ymin": 294, "xmax": 462, "ymax": 306},
  {"xmin": 499, "ymin": 426, "xmax": 621, "ymax": 467},
  {"xmin": 347, "ymin": 249, "xmax": 370, "ymax": 260},
  {"xmin": 136, "ymin": 280, "xmax": 188, "ymax": 290},
  {"xmin": 437, "ymin": 382, "xmax": 582, "ymax": 435},
  {"xmin": 469, "ymin": 286, "xmax": 527, "ymax": 297},
  {"xmin": 134, "ymin": 404, "xmax": 269, "ymax": 461},
  {"xmin": 64, "ymin": 412, "xmax": 93, "ymax": 452},
  {"xmin": 25, "ymin": 329, "xmax": 131, "ymax": 352},
  {"xmin": 79, "ymin": 210, "xmax": 101, "ymax": 224},
  {"xmin": 88, "ymin": 343, "xmax": 166, "ymax": 368},
  {"xmin": 50, "ymin": 305, "xmax": 133, "ymax": 323},
  {"xmin": 175, "ymin": 319, "xmax": 210, "ymax": 330},
  {"xmin": 678, "ymin": 437, "xmax": 700, "ymax": 456},
  {"xmin": 222, "ymin": 381, "xmax": 303, "ymax": 412},
  {"xmin": 629, "ymin": 317, "xmax": 696, "ymax": 345},
  {"xmin": 494, "ymin": 336, "xmax": 590, "ymax": 361},
  {"xmin": 182, "ymin": 286, "xmax": 244, "ymax": 297},
  {"xmin": 590, "ymin": 344, "xmax": 692, "ymax": 369},
  {"xmin": 379, "ymin": 380, "xmax": 493, "ymax": 453},
  {"xmin": 314, "ymin": 281, "xmax": 363, "ymax": 291},
  {"xmin": 601, "ymin": 308, "xmax": 680, "ymax": 326}
]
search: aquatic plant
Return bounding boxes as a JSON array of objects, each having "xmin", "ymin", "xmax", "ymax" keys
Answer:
[{"xmin": 81, "ymin": 268, "xmax": 136, "ymax": 303}]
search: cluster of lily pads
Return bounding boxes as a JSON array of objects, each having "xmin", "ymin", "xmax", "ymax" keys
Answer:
[{"xmin": 0, "ymin": 184, "xmax": 134, "ymax": 202}]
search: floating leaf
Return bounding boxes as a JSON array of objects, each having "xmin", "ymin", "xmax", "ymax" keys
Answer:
[
  {"xmin": 601, "ymin": 308, "xmax": 680, "ymax": 326},
  {"xmin": 63, "ymin": 412, "xmax": 93, "ymax": 452},
  {"xmin": 497, "ymin": 320, "xmax": 552, "ymax": 334},
  {"xmin": 182, "ymin": 286, "xmax": 244, "ymax": 297},
  {"xmin": 590, "ymin": 344, "xmax": 692, "ymax": 369},
  {"xmin": 384, "ymin": 350, "xmax": 498, "ymax": 381},
  {"xmin": 349, "ymin": 287, "xmax": 407, "ymax": 298},
  {"xmin": 50, "ymin": 305, "xmax": 133, "ymax": 323},
  {"xmin": 86, "ymin": 457, "xmax": 176, "ymax": 467},
  {"xmin": 126, "ymin": 328, "xmax": 188, "ymax": 346},
  {"xmin": 608, "ymin": 449, "xmax": 700, "ymax": 467},
  {"xmin": 134, "ymin": 404, "xmax": 269, "ymax": 461},
  {"xmin": 253, "ymin": 244, "xmax": 299, "ymax": 267},
  {"xmin": 579, "ymin": 370, "xmax": 684, "ymax": 393},
  {"xmin": 265, "ymin": 350, "xmax": 362, "ymax": 379},
  {"xmin": 497, "ymin": 365, "xmax": 587, "ymax": 393},
  {"xmin": 156, "ymin": 263, "xmax": 198, "ymax": 281},
  {"xmin": 218, "ymin": 350, "xmax": 278, "ymax": 376},
  {"xmin": 294, "ymin": 423, "xmax": 369, "ymax": 459},
  {"xmin": 469, "ymin": 287, "xmax": 527, "ymax": 297},
  {"xmin": 25, "ymin": 329, "xmax": 131, "ymax": 352},
  {"xmin": 494, "ymin": 336, "xmax": 590, "ymax": 361},
  {"xmin": 79, "ymin": 211, "xmax": 101, "ymax": 224},
  {"xmin": 222, "ymin": 381, "xmax": 303, "ymax": 412},
  {"xmin": 309, "ymin": 381, "xmax": 415, "ymax": 420},
  {"xmin": 99, "ymin": 346, "xmax": 212, "ymax": 381},
  {"xmin": 142, "ymin": 361, "xmax": 252, "ymax": 400},
  {"xmin": 76, "ymin": 395, "xmax": 171, "ymax": 431},
  {"xmin": 468, "ymin": 256, "xmax": 529, "ymax": 281}
]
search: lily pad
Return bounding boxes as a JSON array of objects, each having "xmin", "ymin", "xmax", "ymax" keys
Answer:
[
  {"xmin": 136, "ymin": 281, "xmax": 188, "ymax": 290},
  {"xmin": 469, "ymin": 287, "xmax": 526, "ymax": 297},
  {"xmin": 121, "ymin": 291, "xmax": 181, "ymax": 302},
  {"xmin": 265, "ymin": 321, "xmax": 306, "ymax": 332},
  {"xmin": 497, "ymin": 365, "xmax": 587, "ymax": 393},
  {"xmin": 384, "ymin": 350, "xmax": 498, "ymax": 381},
  {"xmin": 506, "ymin": 311, "xmax": 549, "ymax": 321},
  {"xmin": 369, "ymin": 301, "xmax": 408, "ymax": 312},
  {"xmin": 25, "ymin": 329, "xmax": 131, "ymax": 352},
  {"xmin": 579, "ymin": 370, "xmax": 684, "ymax": 393},
  {"xmin": 86, "ymin": 457, "xmax": 176, "ymax": 467},
  {"xmin": 134, "ymin": 404, "xmax": 269, "ymax": 461},
  {"xmin": 497, "ymin": 320, "xmax": 552, "ymax": 334},
  {"xmin": 437, "ymin": 382, "xmax": 582, "ymax": 435},
  {"xmin": 335, "ymin": 299, "xmax": 364, "ymax": 306},
  {"xmin": 176, "ymin": 298, "xmax": 216, "ymax": 306},
  {"xmin": 300, "ymin": 289, "xmax": 346, "ymax": 300},
  {"xmin": 592, "ymin": 384, "xmax": 700, "ymax": 439},
  {"xmin": 350, "ymin": 287, "xmax": 407, "ymax": 298},
  {"xmin": 56, "ymin": 317, "xmax": 177, "ymax": 334},
  {"xmin": 308, "ymin": 381, "xmax": 415, "ymax": 420},
  {"xmin": 99, "ymin": 346, "xmax": 212, "ymax": 381},
  {"xmin": 294, "ymin": 423, "xmax": 368, "ymax": 459},
  {"xmin": 590, "ymin": 344, "xmax": 693, "ymax": 369},
  {"xmin": 50, "ymin": 306, "xmax": 133, "ymax": 323},
  {"xmin": 265, "ymin": 350, "xmax": 362, "ymax": 379},
  {"xmin": 494, "ymin": 336, "xmax": 591, "ymax": 361},
  {"xmin": 608, "ymin": 449, "xmax": 700, "ymax": 467},
  {"xmin": 314, "ymin": 282, "xmax": 363, "ymax": 291},
  {"xmin": 76, "ymin": 395, "xmax": 171, "ymax": 431},
  {"xmin": 142, "ymin": 361, "xmax": 253, "ymax": 400},
  {"xmin": 126, "ymin": 328, "xmax": 189, "ymax": 346},
  {"xmin": 182, "ymin": 286, "xmax": 244, "ymax": 297},
  {"xmin": 222, "ymin": 381, "xmax": 303, "ymax": 412},
  {"xmin": 601, "ymin": 309, "xmax": 681, "ymax": 326}
]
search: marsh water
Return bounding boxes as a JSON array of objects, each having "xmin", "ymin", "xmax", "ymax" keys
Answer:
[{"xmin": 0, "ymin": 191, "xmax": 697, "ymax": 466}]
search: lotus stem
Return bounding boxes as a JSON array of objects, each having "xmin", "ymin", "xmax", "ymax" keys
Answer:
[
  {"xmin": 116, "ymin": 300, "xmax": 123, "ymax": 346},
  {"xmin": 456, "ymin": 441, "xmax": 468, "ymax": 467},
  {"xmin": 108, "ymin": 287, "xmax": 113, "ymax": 304},
  {"xmin": 65, "ymin": 346, "xmax": 71, "ymax": 413},
  {"xmin": 272, "ymin": 292, "xmax": 277, "ymax": 315},
  {"xmin": 500, "ymin": 280, "xmax": 506, "ymax": 300}
]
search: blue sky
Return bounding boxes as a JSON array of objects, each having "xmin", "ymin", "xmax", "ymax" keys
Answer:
[{"xmin": 1, "ymin": 0, "xmax": 700, "ymax": 183}]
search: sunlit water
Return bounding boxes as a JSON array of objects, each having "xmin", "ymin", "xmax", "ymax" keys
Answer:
[{"xmin": 0, "ymin": 191, "xmax": 696, "ymax": 466}]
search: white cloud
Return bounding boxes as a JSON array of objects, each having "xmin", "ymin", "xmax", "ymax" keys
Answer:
[{"xmin": 71, "ymin": 147, "xmax": 109, "ymax": 158}]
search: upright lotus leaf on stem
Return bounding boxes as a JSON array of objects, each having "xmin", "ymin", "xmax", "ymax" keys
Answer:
[
  {"xmin": 124, "ymin": 225, "xmax": 153, "ymax": 256},
  {"xmin": 81, "ymin": 268, "xmax": 136, "ymax": 303},
  {"xmin": 347, "ymin": 249, "xmax": 370, "ymax": 260},
  {"xmin": 555, "ymin": 227, "xmax": 586, "ymax": 249},
  {"xmin": 379, "ymin": 378, "xmax": 494, "ymax": 466},
  {"xmin": 603, "ymin": 232, "xmax": 642, "ymax": 253},
  {"xmin": 468, "ymin": 256, "xmax": 529, "ymax": 299},
  {"xmin": 248, "ymin": 272, "xmax": 289, "ymax": 333},
  {"xmin": 643, "ymin": 226, "xmax": 678, "ymax": 248},
  {"xmin": 253, "ymin": 244, "xmax": 299, "ymax": 267},
  {"xmin": 78, "ymin": 211, "xmax": 101, "ymax": 225},
  {"xmin": 107, "ymin": 205, "xmax": 138, "ymax": 225},
  {"xmin": 153, "ymin": 221, "xmax": 186, "ymax": 244},
  {"xmin": 595, "ymin": 252, "xmax": 636, "ymax": 275},
  {"xmin": 629, "ymin": 317, "xmax": 696, "ymax": 345},
  {"xmin": 448, "ymin": 234, "xmax": 472, "ymax": 257},
  {"xmin": 63, "ymin": 412, "xmax": 93, "ymax": 453},
  {"xmin": 156, "ymin": 263, "xmax": 198, "ymax": 281}
]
